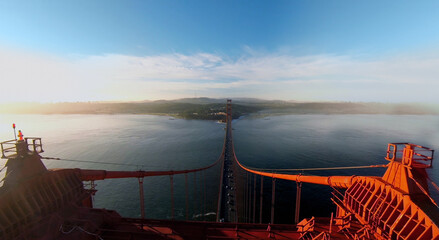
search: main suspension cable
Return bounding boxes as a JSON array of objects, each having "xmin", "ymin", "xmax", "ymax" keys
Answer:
[
  {"xmin": 246, "ymin": 164, "xmax": 388, "ymax": 172},
  {"xmin": 42, "ymin": 156, "xmax": 167, "ymax": 169}
]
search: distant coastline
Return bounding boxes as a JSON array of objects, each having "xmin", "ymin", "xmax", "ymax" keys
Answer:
[{"xmin": 1, "ymin": 98, "xmax": 438, "ymax": 120}]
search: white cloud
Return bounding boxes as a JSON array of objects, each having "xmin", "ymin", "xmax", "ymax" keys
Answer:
[{"xmin": 0, "ymin": 47, "xmax": 438, "ymax": 103}]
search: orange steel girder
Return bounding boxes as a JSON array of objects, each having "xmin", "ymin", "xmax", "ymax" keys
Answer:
[{"xmin": 234, "ymin": 143, "xmax": 439, "ymax": 239}]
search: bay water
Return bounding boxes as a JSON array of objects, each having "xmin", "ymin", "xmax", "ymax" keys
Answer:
[{"xmin": 0, "ymin": 114, "xmax": 438, "ymax": 223}]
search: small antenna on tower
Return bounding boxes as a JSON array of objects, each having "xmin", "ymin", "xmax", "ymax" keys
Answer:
[{"xmin": 12, "ymin": 123, "xmax": 17, "ymax": 141}]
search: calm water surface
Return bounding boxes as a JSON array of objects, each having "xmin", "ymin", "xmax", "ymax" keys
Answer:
[{"xmin": 0, "ymin": 114, "xmax": 438, "ymax": 223}]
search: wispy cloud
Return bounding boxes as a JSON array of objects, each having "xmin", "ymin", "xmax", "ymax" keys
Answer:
[{"xmin": 1, "ymin": 47, "xmax": 438, "ymax": 103}]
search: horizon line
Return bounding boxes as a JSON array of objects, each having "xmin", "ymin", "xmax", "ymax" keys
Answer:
[{"xmin": 0, "ymin": 97, "xmax": 438, "ymax": 105}]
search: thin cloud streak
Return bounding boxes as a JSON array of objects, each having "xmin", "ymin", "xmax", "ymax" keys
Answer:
[{"xmin": 0, "ymin": 47, "xmax": 438, "ymax": 103}]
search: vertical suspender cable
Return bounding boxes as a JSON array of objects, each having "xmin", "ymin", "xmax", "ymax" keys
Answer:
[
  {"xmin": 295, "ymin": 182, "xmax": 302, "ymax": 224},
  {"xmin": 249, "ymin": 173, "xmax": 252, "ymax": 222},
  {"xmin": 247, "ymin": 173, "xmax": 253, "ymax": 222},
  {"xmin": 194, "ymin": 172, "xmax": 197, "ymax": 219},
  {"xmin": 245, "ymin": 171, "xmax": 248, "ymax": 222},
  {"xmin": 248, "ymin": 172, "xmax": 251, "ymax": 222},
  {"xmin": 138, "ymin": 177, "xmax": 145, "ymax": 222},
  {"xmin": 170, "ymin": 175, "xmax": 174, "ymax": 219},
  {"xmin": 185, "ymin": 173, "xmax": 189, "ymax": 220},
  {"xmin": 242, "ymin": 171, "xmax": 244, "ymax": 222},
  {"xmin": 259, "ymin": 175, "xmax": 263, "ymax": 224},
  {"xmin": 203, "ymin": 170, "xmax": 206, "ymax": 221},
  {"xmin": 271, "ymin": 177, "xmax": 276, "ymax": 224},
  {"xmin": 253, "ymin": 174, "xmax": 256, "ymax": 223},
  {"xmin": 241, "ymin": 170, "xmax": 244, "ymax": 222}
]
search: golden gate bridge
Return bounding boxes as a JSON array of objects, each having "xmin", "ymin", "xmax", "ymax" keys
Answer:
[{"xmin": 1, "ymin": 100, "xmax": 438, "ymax": 239}]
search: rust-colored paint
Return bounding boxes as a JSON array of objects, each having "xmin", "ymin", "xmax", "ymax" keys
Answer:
[{"xmin": 233, "ymin": 142, "xmax": 439, "ymax": 239}]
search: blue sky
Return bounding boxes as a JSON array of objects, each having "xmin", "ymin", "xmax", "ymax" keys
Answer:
[{"xmin": 1, "ymin": 1, "xmax": 439, "ymax": 102}]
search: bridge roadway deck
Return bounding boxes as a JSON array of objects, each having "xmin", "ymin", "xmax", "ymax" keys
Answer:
[{"xmin": 217, "ymin": 117, "xmax": 238, "ymax": 223}]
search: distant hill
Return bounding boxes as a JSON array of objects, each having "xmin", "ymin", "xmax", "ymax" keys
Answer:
[
  {"xmin": 0, "ymin": 98, "xmax": 438, "ymax": 120},
  {"xmin": 168, "ymin": 97, "xmax": 226, "ymax": 104},
  {"xmin": 256, "ymin": 102, "xmax": 439, "ymax": 115}
]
